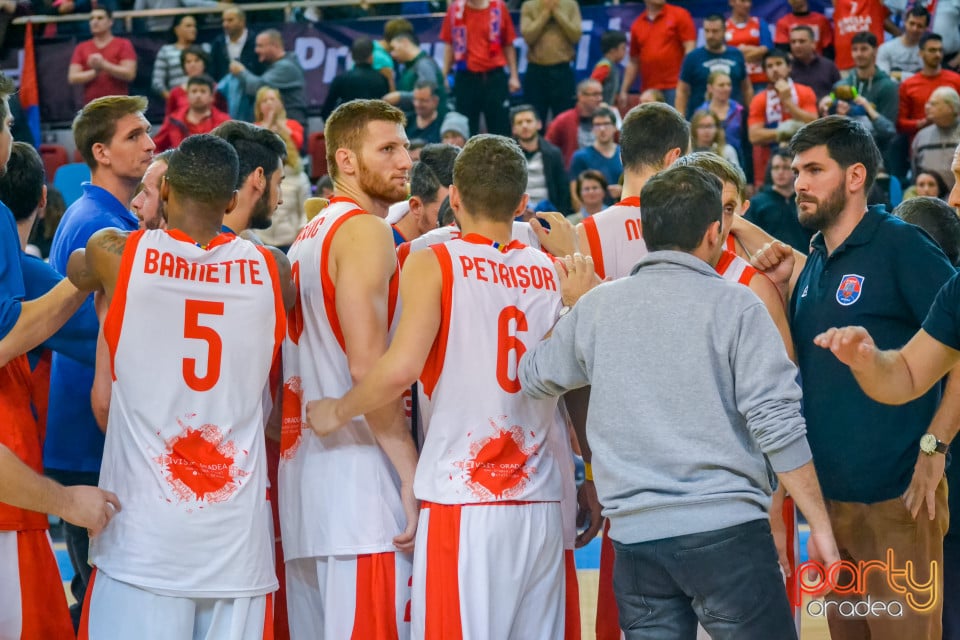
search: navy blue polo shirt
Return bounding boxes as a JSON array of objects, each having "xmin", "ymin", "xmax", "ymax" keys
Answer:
[{"xmin": 791, "ymin": 206, "xmax": 956, "ymax": 503}]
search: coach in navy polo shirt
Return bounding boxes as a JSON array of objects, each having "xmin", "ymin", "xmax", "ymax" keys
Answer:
[{"xmin": 749, "ymin": 116, "xmax": 955, "ymax": 639}]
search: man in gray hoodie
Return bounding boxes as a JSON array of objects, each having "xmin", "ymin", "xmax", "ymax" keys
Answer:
[{"xmin": 519, "ymin": 164, "xmax": 839, "ymax": 639}]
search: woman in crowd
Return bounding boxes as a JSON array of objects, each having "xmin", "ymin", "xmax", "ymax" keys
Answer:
[
  {"xmin": 152, "ymin": 14, "xmax": 205, "ymax": 100},
  {"xmin": 568, "ymin": 169, "xmax": 608, "ymax": 223},
  {"xmin": 690, "ymin": 109, "xmax": 741, "ymax": 168},
  {"xmin": 698, "ymin": 70, "xmax": 744, "ymax": 163},
  {"xmin": 254, "ymin": 87, "xmax": 310, "ymax": 251},
  {"xmin": 164, "ymin": 45, "xmax": 228, "ymax": 117},
  {"xmin": 904, "ymin": 169, "xmax": 950, "ymax": 201}
]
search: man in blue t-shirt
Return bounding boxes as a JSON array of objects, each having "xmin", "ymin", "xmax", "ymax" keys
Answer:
[
  {"xmin": 675, "ymin": 14, "xmax": 753, "ymax": 118},
  {"xmin": 46, "ymin": 94, "xmax": 155, "ymax": 625},
  {"xmin": 568, "ymin": 107, "xmax": 623, "ymax": 209}
]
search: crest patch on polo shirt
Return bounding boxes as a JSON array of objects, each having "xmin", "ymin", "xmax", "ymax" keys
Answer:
[{"xmin": 836, "ymin": 274, "xmax": 864, "ymax": 306}]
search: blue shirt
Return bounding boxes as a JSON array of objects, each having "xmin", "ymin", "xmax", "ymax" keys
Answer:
[
  {"xmin": 21, "ymin": 253, "xmax": 98, "ymax": 369},
  {"xmin": 679, "ymin": 47, "xmax": 748, "ymax": 119},
  {"xmin": 45, "ymin": 183, "xmax": 138, "ymax": 473},
  {"xmin": 569, "ymin": 146, "xmax": 623, "ymax": 190},
  {"xmin": 0, "ymin": 203, "xmax": 23, "ymax": 338},
  {"xmin": 791, "ymin": 206, "xmax": 956, "ymax": 503}
]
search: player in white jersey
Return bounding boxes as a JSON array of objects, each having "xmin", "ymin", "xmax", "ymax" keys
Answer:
[
  {"xmin": 66, "ymin": 134, "xmax": 293, "ymax": 639},
  {"xmin": 280, "ymin": 99, "xmax": 419, "ymax": 639},
  {"xmin": 308, "ymin": 135, "xmax": 591, "ymax": 639}
]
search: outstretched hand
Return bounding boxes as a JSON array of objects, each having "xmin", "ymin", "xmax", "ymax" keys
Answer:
[{"xmin": 812, "ymin": 326, "xmax": 877, "ymax": 369}]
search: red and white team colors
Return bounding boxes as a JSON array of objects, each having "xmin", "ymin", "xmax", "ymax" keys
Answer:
[
  {"xmin": 580, "ymin": 196, "xmax": 645, "ymax": 280},
  {"xmin": 716, "ymin": 249, "xmax": 758, "ymax": 285},
  {"xmin": 280, "ymin": 196, "xmax": 411, "ymax": 639},
  {"xmin": 397, "ymin": 221, "xmax": 540, "ymax": 268},
  {"xmin": 83, "ymin": 229, "xmax": 284, "ymax": 637},
  {"xmin": 412, "ymin": 235, "xmax": 565, "ymax": 640}
]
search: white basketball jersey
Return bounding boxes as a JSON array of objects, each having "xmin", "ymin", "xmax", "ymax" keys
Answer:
[
  {"xmin": 280, "ymin": 197, "xmax": 406, "ymax": 560},
  {"xmin": 93, "ymin": 229, "xmax": 283, "ymax": 598},
  {"xmin": 716, "ymin": 249, "xmax": 758, "ymax": 286},
  {"xmin": 580, "ymin": 197, "xmax": 646, "ymax": 280},
  {"xmin": 414, "ymin": 235, "xmax": 563, "ymax": 505},
  {"xmin": 397, "ymin": 222, "xmax": 541, "ymax": 268}
]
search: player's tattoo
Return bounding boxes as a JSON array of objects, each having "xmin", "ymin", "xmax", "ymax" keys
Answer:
[{"xmin": 97, "ymin": 231, "xmax": 129, "ymax": 256}]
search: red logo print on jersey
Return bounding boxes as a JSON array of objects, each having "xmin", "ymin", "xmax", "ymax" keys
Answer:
[
  {"xmin": 280, "ymin": 377, "xmax": 303, "ymax": 460},
  {"xmin": 455, "ymin": 419, "xmax": 539, "ymax": 500},
  {"xmin": 155, "ymin": 416, "xmax": 248, "ymax": 504}
]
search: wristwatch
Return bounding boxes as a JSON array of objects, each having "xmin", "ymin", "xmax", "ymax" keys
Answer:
[{"xmin": 920, "ymin": 433, "xmax": 950, "ymax": 456}]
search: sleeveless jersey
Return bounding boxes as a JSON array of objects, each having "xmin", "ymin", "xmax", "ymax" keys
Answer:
[
  {"xmin": 716, "ymin": 249, "xmax": 758, "ymax": 285},
  {"xmin": 280, "ymin": 196, "xmax": 405, "ymax": 559},
  {"xmin": 580, "ymin": 196, "xmax": 646, "ymax": 280},
  {"xmin": 415, "ymin": 235, "xmax": 563, "ymax": 504},
  {"xmin": 0, "ymin": 355, "xmax": 48, "ymax": 531},
  {"xmin": 397, "ymin": 222, "xmax": 540, "ymax": 268},
  {"xmin": 91, "ymin": 229, "xmax": 284, "ymax": 597},
  {"xmin": 725, "ymin": 17, "xmax": 767, "ymax": 84}
]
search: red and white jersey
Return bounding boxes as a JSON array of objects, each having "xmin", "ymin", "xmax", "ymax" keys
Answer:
[
  {"xmin": 415, "ymin": 235, "xmax": 564, "ymax": 504},
  {"xmin": 397, "ymin": 222, "xmax": 540, "ymax": 268},
  {"xmin": 92, "ymin": 229, "xmax": 284, "ymax": 598},
  {"xmin": 716, "ymin": 249, "xmax": 758, "ymax": 285},
  {"xmin": 580, "ymin": 196, "xmax": 646, "ymax": 280},
  {"xmin": 279, "ymin": 196, "xmax": 406, "ymax": 560},
  {"xmin": 725, "ymin": 17, "xmax": 767, "ymax": 85}
]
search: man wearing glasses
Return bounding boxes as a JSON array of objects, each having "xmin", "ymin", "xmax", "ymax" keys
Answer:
[
  {"xmin": 546, "ymin": 78, "xmax": 607, "ymax": 166},
  {"xmin": 569, "ymin": 107, "xmax": 624, "ymax": 209}
]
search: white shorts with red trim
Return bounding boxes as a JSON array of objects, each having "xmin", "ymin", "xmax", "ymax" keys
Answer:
[
  {"xmin": 411, "ymin": 501, "xmax": 565, "ymax": 640},
  {"xmin": 285, "ymin": 551, "xmax": 412, "ymax": 640},
  {"xmin": 80, "ymin": 569, "xmax": 272, "ymax": 640},
  {"xmin": 0, "ymin": 529, "xmax": 74, "ymax": 639}
]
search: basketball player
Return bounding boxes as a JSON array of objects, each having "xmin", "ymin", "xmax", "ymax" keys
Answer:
[
  {"xmin": 67, "ymin": 134, "xmax": 292, "ymax": 638},
  {"xmin": 279, "ymin": 99, "xmax": 419, "ymax": 639},
  {"xmin": 307, "ymin": 134, "xmax": 588, "ymax": 639}
]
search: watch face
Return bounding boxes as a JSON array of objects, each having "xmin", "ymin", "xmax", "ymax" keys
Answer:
[{"xmin": 920, "ymin": 433, "xmax": 937, "ymax": 454}]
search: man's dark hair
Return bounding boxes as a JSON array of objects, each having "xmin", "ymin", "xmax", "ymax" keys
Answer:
[
  {"xmin": 316, "ymin": 174, "xmax": 333, "ymax": 192},
  {"xmin": 93, "ymin": 6, "xmax": 112, "ymax": 19},
  {"xmin": 789, "ymin": 115, "xmax": 881, "ymax": 191},
  {"xmin": 411, "ymin": 143, "xmax": 460, "ymax": 204},
  {"xmin": 763, "ymin": 48, "xmax": 791, "ymax": 67},
  {"xmin": 351, "ymin": 38, "xmax": 375, "ymax": 65},
  {"xmin": 907, "ymin": 5, "xmax": 931, "ymax": 25},
  {"xmin": 641, "ymin": 165, "xmax": 723, "ymax": 252},
  {"xmin": 0, "ymin": 72, "xmax": 15, "ymax": 125},
  {"xmin": 790, "ymin": 25, "xmax": 816, "ymax": 40},
  {"xmin": 414, "ymin": 79, "xmax": 439, "ymax": 98},
  {"xmin": 186, "ymin": 74, "xmax": 216, "ymax": 92},
  {"xmin": 600, "ymin": 31, "xmax": 627, "ymax": 55},
  {"xmin": 180, "ymin": 45, "xmax": 211, "ymax": 72},
  {"xmin": 390, "ymin": 30, "xmax": 419, "ymax": 47},
  {"xmin": 764, "ymin": 147, "xmax": 794, "ymax": 185},
  {"xmin": 851, "ymin": 31, "xmax": 878, "ymax": 48},
  {"xmin": 703, "ymin": 14, "xmax": 725, "ymax": 25},
  {"xmin": 895, "ymin": 196, "xmax": 960, "ymax": 265},
  {"xmin": 211, "ymin": 120, "xmax": 287, "ymax": 187},
  {"xmin": 438, "ymin": 194, "xmax": 454, "ymax": 226},
  {"xmin": 620, "ymin": 102, "xmax": 689, "ymax": 171},
  {"xmin": 453, "ymin": 134, "xmax": 527, "ymax": 221},
  {"xmin": 920, "ymin": 32, "xmax": 943, "ymax": 49},
  {"xmin": 0, "ymin": 142, "xmax": 45, "ymax": 221},
  {"xmin": 166, "ymin": 134, "xmax": 239, "ymax": 206},
  {"xmin": 914, "ymin": 167, "xmax": 949, "ymax": 198},
  {"xmin": 593, "ymin": 107, "xmax": 616, "ymax": 125},
  {"xmin": 509, "ymin": 104, "xmax": 539, "ymax": 126}
]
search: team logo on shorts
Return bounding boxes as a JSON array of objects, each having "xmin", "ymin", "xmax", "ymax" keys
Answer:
[{"xmin": 836, "ymin": 274, "xmax": 864, "ymax": 306}]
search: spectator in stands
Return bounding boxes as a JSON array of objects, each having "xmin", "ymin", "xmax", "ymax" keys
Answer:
[
  {"xmin": 774, "ymin": 0, "xmax": 833, "ymax": 56},
  {"xmin": 440, "ymin": 0, "xmax": 520, "ymax": 138},
  {"xmin": 164, "ymin": 46, "xmax": 228, "ymax": 117},
  {"xmin": 255, "ymin": 90, "xmax": 309, "ymax": 252},
  {"xmin": 833, "ymin": 0, "xmax": 897, "ymax": 71},
  {"xmin": 747, "ymin": 50, "xmax": 817, "ymax": 187},
  {"xmin": 132, "ymin": 0, "xmax": 217, "ymax": 33},
  {"xmin": 520, "ymin": 0, "xmax": 582, "ymax": 125},
  {"xmin": 511, "ymin": 104, "xmax": 571, "ymax": 215},
  {"xmin": 591, "ymin": 31, "xmax": 628, "ymax": 107},
  {"xmin": 913, "ymin": 87, "xmax": 960, "ymax": 190},
  {"xmin": 897, "ymin": 33, "xmax": 960, "ymax": 139},
  {"xmin": 320, "ymin": 38, "xmax": 390, "ymax": 120},
  {"xmin": 933, "ymin": 0, "xmax": 960, "ymax": 70},
  {"xmin": 690, "ymin": 109, "xmax": 741, "ymax": 168},
  {"xmin": 545, "ymin": 78, "xmax": 604, "ymax": 167},
  {"xmin": 210, "ymin": 7, "xmax": 260, "ymax": 83},
  {"xmin": 877, "ymin": 6, "xmax": 929, "ymax": 82},
  {"xmin": 441, "ymin": 111, "xmax": 470, "ymax": 147},
  {"xmin": 789, "ymin": 25, "xmax": 840, "ymax": 101},
  {"xmin": 384, "ymin": 31, "xmax": 447, "ymax": 114},
  {"xmin": 230, "ymin": 29, "xmax": 307, "ymax": 132},
  {"xmin": 374, "ymin": 18, "xmax": 414, "ymax": 93},
  {"xmin": 567, "ymin": 169, "xmax": 608, "ymax": 223},
  {"xmin": 725, "ymin": 0, "xmax": 773, "ymax": 91},
  {"xmin": 405, "ymin": 80, "xmax": 443, "ymax": 144},
  {"xmin": 316, "ymin": 175, "xmax": 334, "ymax": 200},
  {"xmin": 698, "ymin": 70, "xmax": 745, "ymax": 165},
  {"xmin": 619, "ymin": 0, "xmax": 695, "ymax": 108},
  {"xmin": 676, "ymin": 14, "xmax": 751, "ymax": 119},
  {"xmin": 67, "ymin": 8, "xmax": 136, "ymax": 106},
  {"xmin": 151, "ymin": 14, "xmax": 204, "ymax": 101},
  {"xmin": 153, "ymin": 75, "xmax": 231, "ymax": 152},
  {"xmin": 903, "ymin": 169, "xmax": 949, "ymax": 200},
  {"xmin": 569, "ymin": 107, "xmax": 622, "ymax": 209},
  {"xmin": 640, "ymin": 88, "xmax": 667, "ymax": 104},
  {"xmin": 743, "ymin": 148, "xmax": 813, "ymax": 253}
]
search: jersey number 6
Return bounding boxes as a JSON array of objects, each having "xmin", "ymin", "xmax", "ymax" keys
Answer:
[
  {"xmin": 183, "ymin": 299, "xmax": 225, "ymax": 392},
  {"xmin": 496, "ymin": 305, "xmax": 528, "ymax": 393}
]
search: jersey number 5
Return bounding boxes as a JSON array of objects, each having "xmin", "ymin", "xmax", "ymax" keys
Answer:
[
  {"xmin": 183, "ymin": 299, "xmax": 224, "ymax": 392},
  {"xmin": 496, "ymin": 305, "xmax": 528, "ymax": 393}
]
